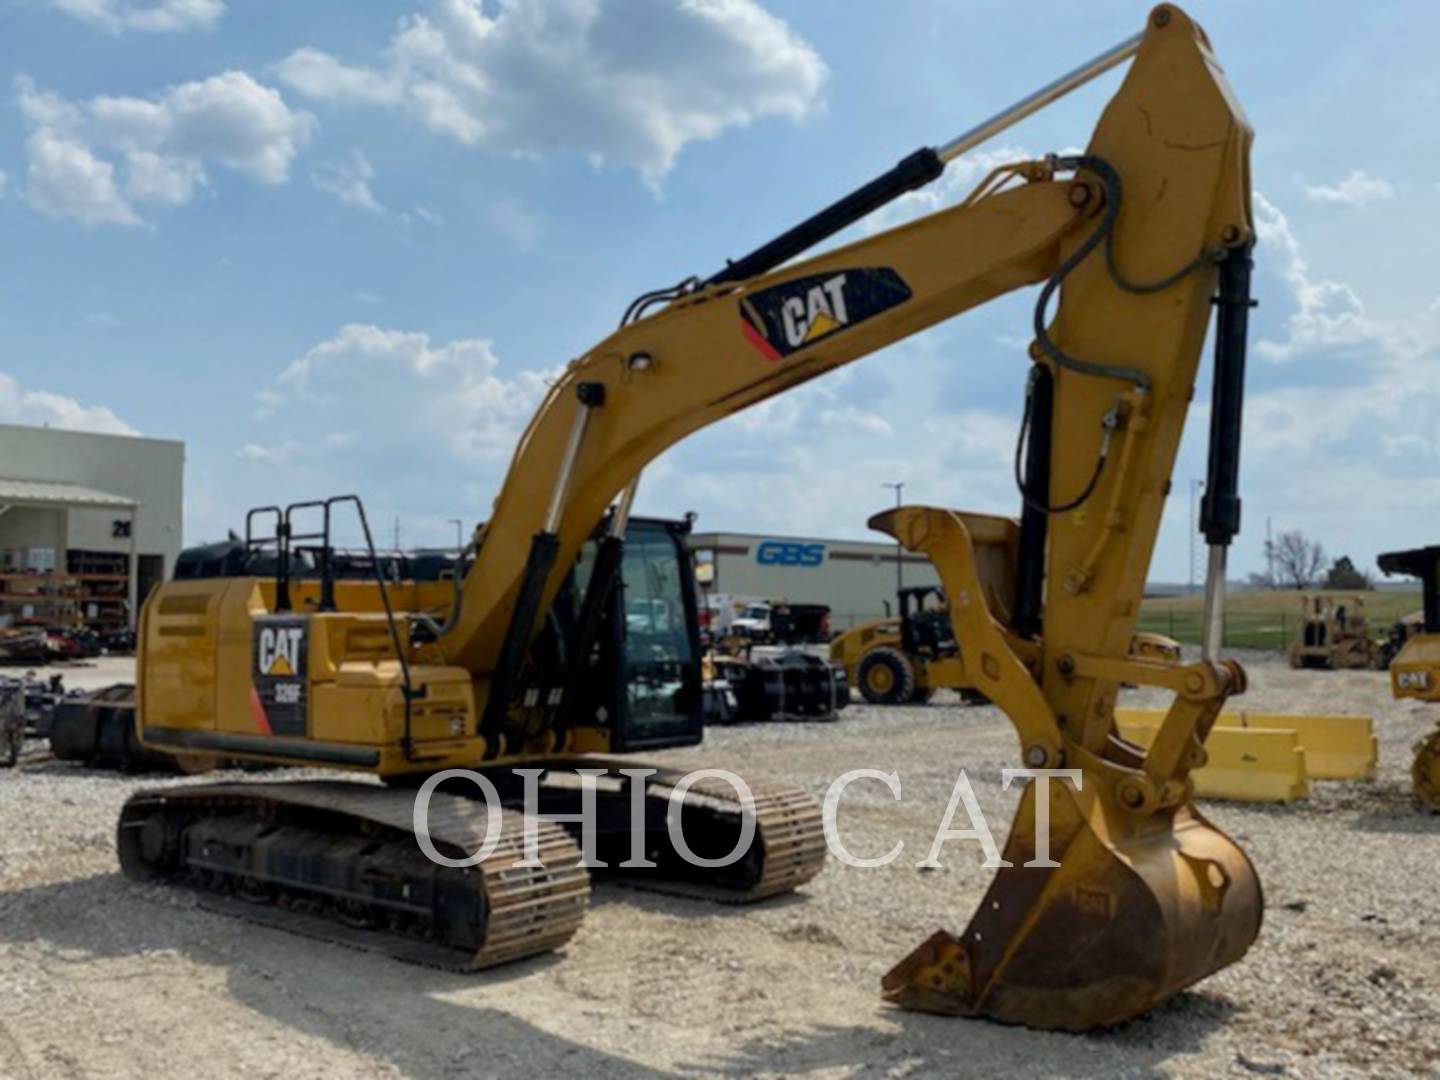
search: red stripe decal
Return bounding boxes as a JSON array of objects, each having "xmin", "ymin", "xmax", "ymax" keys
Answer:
[
  {"xmin": 741, "ymin": 318, "xmax": 783, "ymax": 363},
  {"xmin": 249, "ymin": 685, "xmax": 273, "ymax": 735}
]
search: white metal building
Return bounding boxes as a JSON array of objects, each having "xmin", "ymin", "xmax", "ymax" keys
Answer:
[
  {"xmin": 0, "ymin": 424, "xmax": 184, "ymax": 631},
  {"xmin": 688, "ymin": 531, "xmax": 941, "ymax": 631}
]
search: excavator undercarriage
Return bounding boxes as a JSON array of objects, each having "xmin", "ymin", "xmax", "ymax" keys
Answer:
[{"xmin": 118, "ymin": 762, "xmax": 825, "ymax": 970}]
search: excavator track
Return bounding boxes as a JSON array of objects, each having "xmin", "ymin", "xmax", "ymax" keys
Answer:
[
  {"xmin": 117, "ymin": 780, "xmax": 589, "ymax": 971},
  {"xmin": 508, "ymin": 759, "xmax": 827, "ymax": 903}
]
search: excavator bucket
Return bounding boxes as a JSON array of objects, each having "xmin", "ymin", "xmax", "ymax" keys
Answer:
[{"xmin": 882, "ymin": 775, "xmax": 1261, "ymax": 1030}]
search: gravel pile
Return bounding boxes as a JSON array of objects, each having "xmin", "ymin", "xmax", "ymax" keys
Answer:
[{"xmin": 1, "ymin": 652, "xmax": 1436, "ymax": 1078}]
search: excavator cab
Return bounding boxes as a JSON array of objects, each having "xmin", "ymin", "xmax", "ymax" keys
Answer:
[{"xmin": 567, "ymin": 516, "xmax": 704, "ymax": 751}]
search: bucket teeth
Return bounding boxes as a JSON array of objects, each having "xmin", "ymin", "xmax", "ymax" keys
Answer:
[{"xmin": 881, "ymin": 930, "xmax": 974, "ymax": 1014}]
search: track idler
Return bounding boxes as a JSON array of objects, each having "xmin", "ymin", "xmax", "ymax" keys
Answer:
[{"xmin": 882, "ymin": 775, "xmax": 1262, "ymax": 1030}]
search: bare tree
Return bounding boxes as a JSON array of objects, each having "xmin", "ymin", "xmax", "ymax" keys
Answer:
[{"xmin": 1265, "ymin": 530, "xmax": 1326, "ymax": 590}]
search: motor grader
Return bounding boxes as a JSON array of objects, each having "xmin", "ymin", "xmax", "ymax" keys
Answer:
[
  {"xmin": 832, "ymin": 571, "xmax": 1181, "ymax": 705},
  {"xmin": 1379, "ymin": 545, "xmax": 1440, "ymax": 810},
  {"xmin": 110, "ymin": 5, "xmax": 1261, "ymax": 1031}
]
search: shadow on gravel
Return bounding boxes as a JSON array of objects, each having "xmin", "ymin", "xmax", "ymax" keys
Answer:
[
  {"xmin": 13, "ymin": 759, "xmax": 151, "ymax": 780},
  {"xmin": 1320, "ymin": 782, "xmax": 1440, "ymax": 833},
  {"xmin": 679, "ymin": 987, "xmax": 1242, "ymax": 1076},
  {"xmin": 586, "ymin": 881, "xmax": 810, "ymax": 919},
  {"xmin": 1350, "ymin": 810, "xmax": 1440, "ymax": 834},
  {"xmin": 0, "ymin": 872, "xmax": 669, "ymax": 1079},
  {"xmin": 16, "ymin": 759, "xmax": 289, "ymax": 780}
]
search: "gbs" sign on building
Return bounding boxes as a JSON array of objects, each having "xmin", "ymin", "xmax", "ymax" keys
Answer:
[{"xmin": 756, "ymin": 541, "xmax": 825, "ymax": 567}]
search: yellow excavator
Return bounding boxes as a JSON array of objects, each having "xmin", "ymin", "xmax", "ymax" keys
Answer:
[
  {"xmin": 115, "ymin": 5, "xmax": 1259, "ymax": 1031},
  {"xmin": 1379, "ymin": 545, "xmax": 1440, "ymax": 810}
]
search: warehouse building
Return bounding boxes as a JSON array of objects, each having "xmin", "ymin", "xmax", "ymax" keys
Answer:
[
  {"xmin": 0, "ymin": 423, "xmax": 184, "ymax": 633},
  {"xmin": 688, "ymin": 530, "xmax": 941, "ymax": 631}
]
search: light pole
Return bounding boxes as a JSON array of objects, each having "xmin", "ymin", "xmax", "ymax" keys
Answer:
[
  {"xmin": 882, "ymin": 481, "xmax": 905, "ymax": 593},
  {"xmin": 448, "ymin": 518, "xmax": 464, "ymax": 556}
]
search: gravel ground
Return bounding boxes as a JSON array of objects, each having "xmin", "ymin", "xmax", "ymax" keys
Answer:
[{"xmin": 2, "ymin": 652, "xmax": 1437, "ymax": 1078}]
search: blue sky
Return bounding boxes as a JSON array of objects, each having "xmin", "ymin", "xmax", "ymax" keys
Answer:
[{"xmin": 1, "ymin": 0, "xmax": 1436, "ymax": 583}]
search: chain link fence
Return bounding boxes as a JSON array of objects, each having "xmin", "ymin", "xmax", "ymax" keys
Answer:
[
  {"xmin": 1136, "ymin": 610, "xmax": 1293, "ymax": 652},
  {"xmin": 835, "ymin": 609, "xmax": 1297, "ymax": 650}
]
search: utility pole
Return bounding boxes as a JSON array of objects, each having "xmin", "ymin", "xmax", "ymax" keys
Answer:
[
  {"xmin": 1266, "ymin": 516, "xmax": 1274, "ymax": 587},
  {"xmin": 448, "ymin": 518, "xmax": 464, "ymax": 556},
  {"xmin": 882, "ymin": 481, "xmax": 905, "ymax": 592}
]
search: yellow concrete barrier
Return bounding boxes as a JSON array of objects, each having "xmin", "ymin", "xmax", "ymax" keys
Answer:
[
  {"xmin": 1116, "ymin": 708, "xmax": 1377, "ymax": 782},
  {"xmin": 1219, "ymin": 712, "xmax": 1377, "ymax": 781},
  {"xmin": 1116, "ymin": 715, "xmax": 1310, "ymax": 803}
]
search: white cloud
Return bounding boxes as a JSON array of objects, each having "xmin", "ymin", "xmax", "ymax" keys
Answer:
[
  {"xmin": 0, "ymin": 170, "xmax": 7, "ymax": 198},
  {"xmin": 124, "ymin": 150, "xmax": 206, "ymax": 206},
  {"xmin": 729, "ymin": 372, "xmax": 892, "ymax": 439},
  {"xmin": 312, "ymin": 149, "xmax": 384, "ymax": 213},
  {"xmin": 239, "ymin": 440, "xmax": 300, "ymax": 467},
  {"xmin": 15, "ymin": 71, "xmax": 313, "ymax": 225},
  {"xmin": 647, "ymin": 399, "xmax": 1018, "ymax": 543},
  {"xmin": 264, "ymin": 323, "xmax": 557, "ymax": 463},
  {"xmin": 1253, "ymin": 192, "xmax": 1396, "ymax": 362},
  {"xmin": 1227, "ymin": 192, "xmax": 1440, "ymax": 573},
  {"xmin": 43, "ymin": 0, "xmax": 224, "ymax": 33},
  {"xmin": 251, "ymin": 388, "xmax": 284, "ymax": 421},
  {"xmin": 276, "ymin": 0, "xmax": 826, "ymax": 183},
  {"xmin": 1303, "ymin": 170, "xmax": 1394, "ymax": 207},
  {"xmin": 408, "ymin": 205, "xmax": 442, "ymax": 226},
  {"xmin": 483, "ymin": 198, "xmax": 543, "ymax": 251},
  {"xmin": 21, "ymin": 129, "xmax": 140, "ymax": 225},
  {"xmin": 0, "ymin": 373, "xmax": 136, "ymax": 434}
]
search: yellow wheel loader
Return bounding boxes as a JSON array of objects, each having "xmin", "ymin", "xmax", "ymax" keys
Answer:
[
  {"xmin": 108, "ymin": 5, "xmax": 1261, "ymax": 1030},
  {"xmin": 1379, "ymin": 545, "xmax": 1440, "ymax": 810},
  {"xmin": 832, "ymin": 576, "xmax": 1181, "ymax": 705},
  {"xmin": 830, "ymin": 585, "xmax": 969, "ymax": 705}
]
